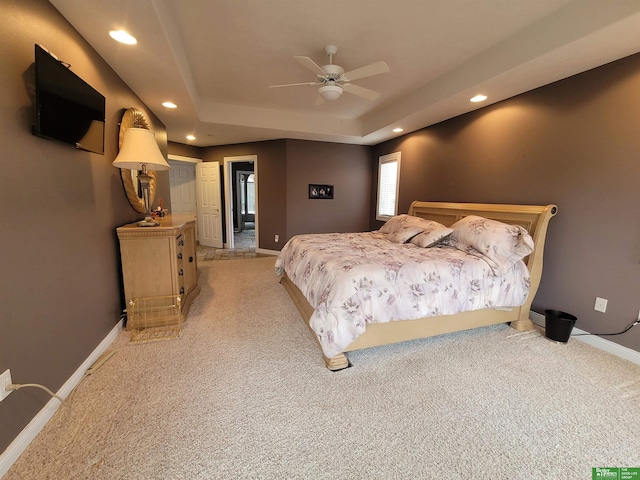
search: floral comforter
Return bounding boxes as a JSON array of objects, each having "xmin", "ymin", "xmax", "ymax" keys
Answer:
[{"xmin": 275, "ymin": 232, "xmax": 531, "ymax": 358}]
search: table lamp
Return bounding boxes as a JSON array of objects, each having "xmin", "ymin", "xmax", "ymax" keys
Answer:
[{"xmin": 112, "ymin": 127, "xmax": 170, "ymax": 226}]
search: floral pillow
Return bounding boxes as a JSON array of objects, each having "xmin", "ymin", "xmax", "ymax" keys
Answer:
[
  {"xmin": 378, "ymin": 214, "xmax": 415, "ymax": 234},
  {"xmin": 379, "ymin": 214, "xmax": 452, "ymax": 245},
  {"xmin": 448, "ymin": 215, "xmax": 534, "ymax": 275},
  {"xmin": 410, "ymin": 220, "xmax": 453, "ymax": 248},
  {"xmin": 386, "ymin": 224, "xmax": 425, "ymax": 244}
]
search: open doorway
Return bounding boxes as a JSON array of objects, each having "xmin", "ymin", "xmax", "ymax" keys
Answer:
[
  {"xmin": 235, "ymin": 171, "xmax": 255, "ymax": 233},
  {"xmin": 233, "ymin": 170, "xmax": 255, "ymax": 250},
  {"xmin": 224, "ymin": 155, "xmax": 258, "ymax": 250}
]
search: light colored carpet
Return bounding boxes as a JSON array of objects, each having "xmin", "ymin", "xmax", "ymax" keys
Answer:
[{"xmin": 6, "ymin": 257, "xmax": 640, "ymax": 479}]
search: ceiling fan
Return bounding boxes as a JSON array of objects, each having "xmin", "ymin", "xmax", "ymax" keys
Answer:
[{"xmin": 269, "ymin": 45, "xmax": 390, "ymax": 104}]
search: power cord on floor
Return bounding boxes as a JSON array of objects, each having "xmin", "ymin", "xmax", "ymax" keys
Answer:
[
  {"xmin": 572, "ymin": 319, "xmax": 640, "ymax": 337},
  {"xmin": 5, "ymin": 383, "xmax": 65, "ymax": 405}
]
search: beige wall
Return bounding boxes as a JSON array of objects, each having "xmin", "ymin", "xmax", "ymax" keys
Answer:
[
  {"xmin": 372, "ymin": 53, "xmax": 640, "ymax": 353},
  {"xmin": 0, "ymin": 0, "xmax": 168, "ymax": 452}
]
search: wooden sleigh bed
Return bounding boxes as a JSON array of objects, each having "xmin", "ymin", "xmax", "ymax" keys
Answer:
[{"xmin": 279, "ymin": 201, "xmax": 558, "ymax": 370}]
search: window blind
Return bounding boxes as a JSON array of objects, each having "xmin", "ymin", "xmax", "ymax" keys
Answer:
[{"xmin": 378, "ymin": 160, "xmax": 398, "ymax": 217}]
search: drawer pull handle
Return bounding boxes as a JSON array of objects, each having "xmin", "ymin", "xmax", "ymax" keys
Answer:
[
  {"xmin": 180, "ymin": 287, "xmax": 185, "ymax": 294},
  {"xmin": 178, "ymin": 253, "xmax": 183, "ymax": 260},
  {"xmin": 179, "ymin": 269, "xmax": 184, "ymax": 276},
  {"xmin": 189, "ymin": 256, "xmax": 194, "ymax": 263}
]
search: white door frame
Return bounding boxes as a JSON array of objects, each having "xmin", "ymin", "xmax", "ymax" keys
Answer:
[{"xmin": 223, "ymin": 155, "xmax": 258, "ymax": 249}]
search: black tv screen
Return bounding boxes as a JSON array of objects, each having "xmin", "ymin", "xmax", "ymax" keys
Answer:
[{"xmin": 33, "ymin": 44, "xmax": 105, "ymax": 154}]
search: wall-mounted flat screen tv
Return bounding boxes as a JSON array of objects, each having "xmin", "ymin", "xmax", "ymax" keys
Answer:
[{"xmin": 33, "ymin": 44, "xmax": 106, "ymax": 155}]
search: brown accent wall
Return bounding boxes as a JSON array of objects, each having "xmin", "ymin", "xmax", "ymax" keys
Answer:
[
  {"xmin": 286, "ymin": 139, "xmax": 372, "ymax": 238},
  {"xmin": 373, "ymin": 53, "xmax": 640, "ymax": 352},
  {"xmin": 168, "ymin": 141, "xmax": 204, "ymax": 159},
  {"xmin": 204, "ymin": 139, "xmax": 372, "ymax": 250},
  {"xmin": 204, "ymin": 140, "xmax": 287, "ymax": 251},
  {"xmin": 0, "ymin": 0, "xmax": 168, "ymax": 452}
]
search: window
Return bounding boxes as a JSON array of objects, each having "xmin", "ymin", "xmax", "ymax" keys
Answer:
[
  {"xmin": 245, "ymin": 174, "xmax": 255, "ymax": 214},
  {"xmin": 376, "ymin": 152, "xmax": 401, "ymax": 221}
]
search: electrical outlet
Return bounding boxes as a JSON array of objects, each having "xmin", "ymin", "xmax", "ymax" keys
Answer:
[
  {"xmin": 594, "ymin": 297, "xmax": 608, "ymax": 313},
  {"xmin": 0, "ymin": 369, "xmax": 12, "ymax": 401},
  {"xmin": 274, "ymin": 235, "xmax": 279, "ymax": 243}
]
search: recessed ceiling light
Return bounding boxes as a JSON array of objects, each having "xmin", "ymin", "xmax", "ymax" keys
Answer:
[
  {"xmin": 392, "ymin": 127, "xmax": 403, "ymax": 133},
  {"xmin": 109, "ymin": 29, "xmax": 137, "ymax": 45},
  {"xmin": 162, "ymin": 102, "xmax": 177, "ymax": 109},
  {"xmin": 186, "ymin": 135, "xmax": 196, "ymax": 141},
  {"xmin": 470, "ymin": 94, "xmax": 488, "ymax": 103}
]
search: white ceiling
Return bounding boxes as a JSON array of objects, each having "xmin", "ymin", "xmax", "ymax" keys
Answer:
[{"xmin": 49, "ymin": 0, "xmax": 640, "ymax": 147}]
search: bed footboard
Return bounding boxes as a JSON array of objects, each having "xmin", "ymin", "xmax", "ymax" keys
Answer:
[
  {"xmin": 280, "ymin": 274, "xmax": 352, "ymax": 370},
  {"xmin": 281, "ymin": 271, "xmax": 532, "ymax": 370}
]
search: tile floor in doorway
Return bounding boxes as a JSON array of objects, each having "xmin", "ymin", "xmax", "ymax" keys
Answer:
[{"xmin": 196, "ymin": 225, "xmax": 271, "ymax": 262}]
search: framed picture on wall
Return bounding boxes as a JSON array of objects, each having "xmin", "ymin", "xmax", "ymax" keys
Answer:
[{"xmin": 309, "ymin": 184, "xmax": 334, "ymax": 199}]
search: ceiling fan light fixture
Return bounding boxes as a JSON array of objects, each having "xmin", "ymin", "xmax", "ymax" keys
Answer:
[
  {"xmin": 319, "ymin": 85, "xmax": 343, "ymax": 101},
  {"xmin": 271, "ymin": 45, "xmax": 388, "ymax": 103}
]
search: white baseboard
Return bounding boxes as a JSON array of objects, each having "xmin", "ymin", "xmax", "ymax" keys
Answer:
[
  {"xmin": 256, "ymin": 248, "xmax": 279, "ymax": 256},
  {"xmin": 530, "ymin": 311, "xmax": 640, "ymax": 366},
  {"xmin": 0, "ymin": 320, "xmax": 123, "ymax": 478}
]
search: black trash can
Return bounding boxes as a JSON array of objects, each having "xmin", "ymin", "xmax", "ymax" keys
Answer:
[{"xmin": 544, "ymin": 309, "xmax": 577, "ymax": 343}]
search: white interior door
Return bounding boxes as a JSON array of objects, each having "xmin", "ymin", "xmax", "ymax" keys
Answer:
[
  {"xmin": 169, "ymin": 161, "xmax": 196, "ymax": 214},
  {"xmin": 196, "ymin": 162, "xmax": 223, "ymax": 248}
]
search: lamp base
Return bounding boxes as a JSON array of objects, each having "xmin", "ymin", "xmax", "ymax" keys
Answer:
[{"xmin": 136, "ymin": 171, "xmax": 159, "ymax": 227}]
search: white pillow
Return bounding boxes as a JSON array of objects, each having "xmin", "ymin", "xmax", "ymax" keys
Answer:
[
  {"xmin": 386, "ymin": 224, "xmax": 425, "ymax": 244},
  {"xmin": 380, "ymin": 214, "xmax": 454, "ymax": 245},
  {"xmin": 409, "ymin": 221, "xmax": 453, "ymax": 248},
  {"xmin": 448, "ymin": 215, "xmax": 534, "ymax": 275},
  {"xmin": 378, "ymin": 214, "xmax": 415, "ymax": 234}
]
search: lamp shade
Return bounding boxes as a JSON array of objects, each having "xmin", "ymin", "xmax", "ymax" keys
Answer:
[{"xmin": 112, "ymin": 127, "xmax": 170, "ymax": 171}]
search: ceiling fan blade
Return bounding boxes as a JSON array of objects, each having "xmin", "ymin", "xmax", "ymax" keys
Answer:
[
  {"xmin": 343, "ymin": 83, "xmax": 381, "ymax": 100},
  {"xmin": 342, "ymin": 61, "xmax": 390, "ymax": 82},
  {"xmin": 294, "ymin": 56, "xmax": 327, "ymax": 77},
  {"xmin": 269, "ymin": 82, "xmax": 320, "ymax": 88}
]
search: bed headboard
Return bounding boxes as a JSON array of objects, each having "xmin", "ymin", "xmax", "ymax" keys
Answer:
[
  {"xmin": 408, "ymin": 201, "xmax": 557, "ymax": 236},
  {"xmin": 408, "ymin": 201, "xmax": 558, "ymax": 307}
]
